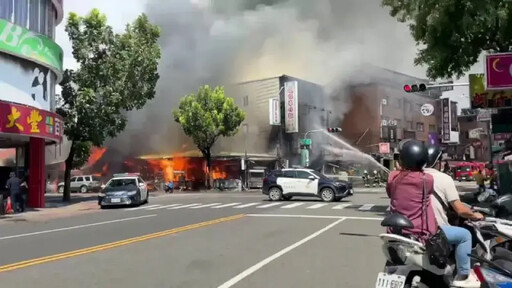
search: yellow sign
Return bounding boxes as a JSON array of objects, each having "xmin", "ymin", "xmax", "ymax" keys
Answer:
[
  {"xmin": 469, "ymin": 74, "xmax": 512, "ymax": 108},
  {"xmin": 6, "ymin": 107, "xmax": 23, "ymax": 131},
  {"xmin": 27, "ymin": 110, "xmax": 42, "ymax": 133}
]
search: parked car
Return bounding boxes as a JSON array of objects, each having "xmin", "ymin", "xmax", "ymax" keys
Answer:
[
  {"xmin": 57, "ymin": 175, "xmax": 102, "ymax": 193},
  {"xmin": 262, "ymin": 168, "xmax": 353, "ymax": 202},
  {"xmin": 98, "ymin": 173, "xmax": 148, "ymax": 208}
]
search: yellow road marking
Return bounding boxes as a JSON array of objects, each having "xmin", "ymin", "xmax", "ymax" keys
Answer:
[{"xmin": 0, "ymin": 214, "xmax": 245, "ymax": 273}]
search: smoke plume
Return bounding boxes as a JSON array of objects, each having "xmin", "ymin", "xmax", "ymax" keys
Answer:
[{"xmin": 107, "ymin": 0, "xmax": 425, "ymax": 157}]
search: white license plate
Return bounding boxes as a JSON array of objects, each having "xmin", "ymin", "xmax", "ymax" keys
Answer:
[
  {"xmin": 375, "ymin": 273, "xmax": 406, "ymax": 288},
  {"xmin": 111, "ymin": 198, "xmax": 121, "ymax": 203}
]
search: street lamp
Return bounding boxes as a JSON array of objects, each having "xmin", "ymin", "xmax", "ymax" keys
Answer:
[{"xmin": 243, "ymin": 123, "xmax": 248, "ymax": 189}]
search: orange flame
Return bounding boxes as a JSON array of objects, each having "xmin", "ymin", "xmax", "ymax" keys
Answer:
[
  {"xmin": 210, "ymin": 166, "xmax": 228, "ymax": 180},
  {"xmin": 88, "ymin": 147, "xmax": 107, "ymax": 167}
]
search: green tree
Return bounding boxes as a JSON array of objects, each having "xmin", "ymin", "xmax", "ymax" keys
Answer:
[
  {"xmin": 173, "ymin": 85, "xmax": 245, "ymax": 188},
  {"xmin": 57, "ymin": 9, "xmax": 161, "ymax": 201},
  {"xmin": 381, "ymin": 0, "xmax": 512, "ymax": 79}
]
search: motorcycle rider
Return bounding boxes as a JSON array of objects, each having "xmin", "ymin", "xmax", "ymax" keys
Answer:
[
  {"xmin": 387, "ymin": 139, "xmax": 438, "ymax": 243},
  {"xmin": 425, "ymin": 145, "xmax": 483, "ymax": 288}
]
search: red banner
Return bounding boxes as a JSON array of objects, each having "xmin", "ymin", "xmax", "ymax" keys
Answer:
[
  {"xmin": 0, "ymin": 101, "xmax": 63, "ymax": 142},
  {"xmin": 486, "ymin": 53, "xmax": 512, "ymax": 90}
]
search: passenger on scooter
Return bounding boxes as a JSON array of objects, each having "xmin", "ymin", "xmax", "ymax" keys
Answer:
[
  {"xmin": 387, "ymin": 139, "xmax": 438, "ymax": 243},
  {"xmin": 425, "ymin": 145, "xmax": 484, "ymax": 288}
]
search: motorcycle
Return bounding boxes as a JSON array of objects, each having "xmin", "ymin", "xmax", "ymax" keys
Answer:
[
  {"xmin": 376, "ymin": 214, "xmax": 499, "ymax": 288},
  {"xmin": 470, "ymin": 249, "xmax": 512, "ymax": 287}
]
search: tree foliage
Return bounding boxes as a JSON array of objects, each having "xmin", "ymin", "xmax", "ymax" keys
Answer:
[
  {"xmin": 173, "ymin": 85, "xmax": 245, "ymax": 187},
  {"xmin": 58, "ymin": 9, "xmax": 161, "ymax": 200},
  {"xmin": 381, "ymin": 0, "xmax": 512, "ymax": 79}
]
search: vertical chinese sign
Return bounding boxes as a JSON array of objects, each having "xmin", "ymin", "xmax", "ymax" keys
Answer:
[
  {"xmin": 268, "ymin": 98, "xmax": 281, "ymax": 125},
  {"xmin": 284, "ymin": 81, "xmax": 298, "ymax": 133},
  {"xmin": 441, "ymin": 98, "xmax": 451, "ymax": 143}
]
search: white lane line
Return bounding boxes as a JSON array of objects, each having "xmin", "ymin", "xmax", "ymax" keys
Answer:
[
  {"xmin": 281, "ymin": 202, "xmax": 304, "ymax": 209},
  {"xmin": 191, "ymin": 203, "xmax": 222, "ymax": 209},
  {"xmin": 212, "ymin": 203, "xmax": 241, "ymax": 209},
  {"xmin": 147, "ymin": 204, "xmax": 182, "ymax": 210},
  {"xmin": 256, "ymin": 203, "xmax": 282, "ymax": 208},
  {"xmin": 307, "ymin": 203, "xmax": 327, "ymax": 209},
  {"xmin": 332, "ymin": 203, "xmax": 351, "ymax": 210},
  {"xmin": 358, "ymin": 204, "xmax": 374, "ymax": 211},
  {"xmin": 246, "ymin": 214, "xmax": 383, "ymax": 221},
  {"xmin": 168, "ymin": 203, "xmax": 202, "ymax": 209},
  {"xmin": 234, "ymin": 203, "xmax": 259, "ymax": 208},
  {"xmin": 125, "ymin": 204, "xmax": 160, "ymax": 211},
  {"xmin": 217, "ymin": 218, "xmax": 346, "ymax": 288},
  {"xmin": 0, "ymin": 214, "xmax": 157, "ymax": 241}
]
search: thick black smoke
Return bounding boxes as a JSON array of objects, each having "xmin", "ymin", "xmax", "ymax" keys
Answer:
[{"xmin": 107, "ymin": 0, "xmax": 425, "ymax": 157}]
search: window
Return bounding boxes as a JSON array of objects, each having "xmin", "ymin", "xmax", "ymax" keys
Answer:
[
  {"xmin": 416, "ymin": 122, "xmax": 424, "ymax": 132},
  {"xmin": 283, "ymin": 171, "xmax": 295, "ymax": 178},
  {"xmin": 13, "ymin": 0, "xmax": 28, "ymax": 27},
  {"xmin": 28, "ymin": 0, "xmax": 39, "ymax": 32},
  {"xmin": 395, "ymin": 119, "xmax": 401, "ymax": 128},
  {"xmin": 429, "ymin": 124, "xmax": 436, "ymax": 132},
  {"xmin": 243, "ymin": 95, "xmax": 249, "ymax": 106},
  {"xmin": 70, "ymin": 177, "xmax": 77, "ymax": 182},
  {"xmin": 0, "ymin": 0, "xmax": 55, "ymax": 37},
  {"xmin": 0, "ymin": 0, "xmax": 13, "ymax": 21},
  {"xmin": 405, "ymin": 101, "xmax": 412, "ymax": 112},
  {"xmin": 137, "ymin": 178, "xmax": 145, "ymax": 185},
  {"xmin": 394, "ymin": 98, "xmax": 402, "ymax": 108},
  {"xmin": 76, "ymin": 177, "xmax": 84, "ymax": 182},
  {"xmin": 296, "ymin": 171, "xmax": 312, "ymax": 179},
  {"xmin": 407, "ymin": 121, "xmax": 413, "ymax": 130}
]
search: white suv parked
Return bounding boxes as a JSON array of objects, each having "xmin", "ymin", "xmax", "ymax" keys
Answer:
[{"xmin": 57, "ymin": 175, "xmax": 102, "ymax": 193}]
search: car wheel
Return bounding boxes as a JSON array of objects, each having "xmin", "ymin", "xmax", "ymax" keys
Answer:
[
  {"xmin": 268, "ymin": 187, "xmax": 283, "ymax": 201},
  {"xmin": 79, "ymin": 185, "xmax": 88, "ymax": 193},
  {"xmin": 320, "ymin": 187, "xmax": 335, "ymax": 202},
  {"xmin": 58, "ymin": 186, "xmax": 64, "ymax": 193}
]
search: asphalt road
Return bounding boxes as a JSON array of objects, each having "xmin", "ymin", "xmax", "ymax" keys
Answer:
[{"xmin": 0, "ymin": 185, "xmax": 474, "ymax": 287}]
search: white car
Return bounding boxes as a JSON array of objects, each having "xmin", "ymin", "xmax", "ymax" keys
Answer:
[
  {"xmin": 98, "ymin": 173, "xmax": 149, "ymax": 208},
  {"xmin": 262, "ymin": 168, "xmax": 353, "ymax": 202}
]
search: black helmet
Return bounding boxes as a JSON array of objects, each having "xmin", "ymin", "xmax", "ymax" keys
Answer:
[
  {"xmin": 398, "ymin": 139, "xmax": 428, "ymax": 171},
  {"xmin": 426, "ymin": 145, "xmax": 443, "ymax": 168}
]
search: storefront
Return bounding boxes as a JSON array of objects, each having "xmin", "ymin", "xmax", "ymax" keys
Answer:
[{"xmin": 0, "ymin": 0, "xmax": 64, "ymax": 208}]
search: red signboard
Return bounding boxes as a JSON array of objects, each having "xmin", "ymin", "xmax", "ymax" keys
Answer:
[
  {"xmin": 486, "ymin": 53, "xmax": 512, "ymax": 90},
  {"xmin": 0, "ymin": 101, "xmax": 63, "ymax": 142},
  {"xmin": 379, "ymin": 143, "xmax": 390, "ymax": 154}
]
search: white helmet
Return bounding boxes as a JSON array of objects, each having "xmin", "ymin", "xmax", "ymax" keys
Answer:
[{"xmin": 364, "ymin": 170, "xmax": 368, "ymax": 173}]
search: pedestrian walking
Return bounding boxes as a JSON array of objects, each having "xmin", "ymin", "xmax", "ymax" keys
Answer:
[{"xmin": 5, "ymin": 172, "xmax": 21, "ymax": 213}]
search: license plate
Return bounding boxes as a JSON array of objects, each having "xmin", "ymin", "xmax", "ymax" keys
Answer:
[
  {"xmin": 375, "ymin": 273, "xmax": 406, "ymax": 288},
  {"xmin": 111, "ymin": 198, "xmax": 121, "ymax": 203}
]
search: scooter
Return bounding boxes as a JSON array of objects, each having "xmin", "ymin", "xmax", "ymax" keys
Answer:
[{"xmin": 376, "ymin": 214, "xmax": 498, "ymax": 288}]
